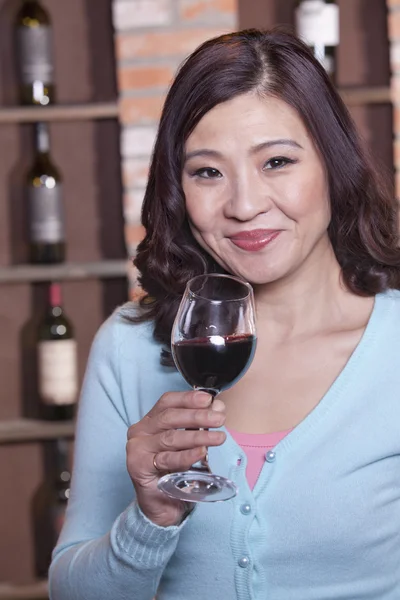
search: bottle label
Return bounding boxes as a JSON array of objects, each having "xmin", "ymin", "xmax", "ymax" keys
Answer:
[
  {"xmin": 38, "ymin": 340, "xmax": 78, "ymax": 406},
  {"xmin": 17, "ymin": 25, "xmax": 54, "ymax": 84},
  {"xmin": 295, "ymin": 1, "xmax": 339, "ymax": 46},
  {"xmin": 29, "ymin": 184, "xmax": 65, "ymax": 243}
]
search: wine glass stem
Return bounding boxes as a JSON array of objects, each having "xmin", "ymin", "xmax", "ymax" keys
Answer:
[
  {"xmin": 190, "ymin": 431, "xmax": 212, "ymax": 473},
  {"xmin": 189, "ymin": 388, "xmax": 217, "ymax": 473}
]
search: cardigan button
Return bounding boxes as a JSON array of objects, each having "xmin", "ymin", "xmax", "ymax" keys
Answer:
[
  {"xmin": 240, "ymin": 503, "xmax": 252, "ymax": 515},
  {"xmin": 265, "ymin": 450, "xmax": 276, "ymax": 463},
  {"xmin": 238, "ymin": 556, "xmax": 250, "ymax": 568}
]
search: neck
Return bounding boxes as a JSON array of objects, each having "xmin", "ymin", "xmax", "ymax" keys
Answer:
[{"xmin": 254, "ymin": 238, "xmax": 353, "ymax": 338}]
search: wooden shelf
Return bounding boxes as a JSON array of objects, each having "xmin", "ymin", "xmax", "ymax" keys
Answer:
[
  {"xmin": 0, "ymin": 87, "xmax": 389, "ymax": 126},
  {"xmin": 339, "ymin": 86, "xmax": 391, "ymax": 105},
  {"xmin": 0, "ymin": 102, "xmax": 119, "ymax": 124},
  {"xmin": 0, "ymin": 259, "xmax": 129, "ymax": 283},
  {"xmin": 0, "ymin": 419, "xmax": 75, "ymax": 444},
  {"xmin": 0, "ymin": 580, "xmax": 48, "ymax": 599}
]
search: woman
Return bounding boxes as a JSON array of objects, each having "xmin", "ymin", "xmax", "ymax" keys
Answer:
[{"xmin": 49, "ymin": 29, "xmax": 400, "ymax": 599}]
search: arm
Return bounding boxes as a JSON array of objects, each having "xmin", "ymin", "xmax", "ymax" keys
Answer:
[{"xmin": 48, "ymin": 314, "xmax": 189, "ymax": 600}]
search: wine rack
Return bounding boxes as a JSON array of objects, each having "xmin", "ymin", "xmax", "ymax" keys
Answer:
[
  {"xmin": 0, "ymin": 0, "xmax": 394, "ymax": 597},
  {"xmin": 339, "ymin": 86, "xmax": 391, "ymax": 105},
  {"xmin": 0, "ymin": 0, "xmax": 128, "ymax": 594},
  {"xmin": 0, "ymin": 580, "xmax": 48, "ymax": 600},
  {"xmin": 0, "ymin": 259, "xmax": 128, "ymax": 283},
  {"xmin": 0, "ymin": 102, "xmax": 119, "ymax": 124},
  {"xmin": 0, "ymin": 420, "xmax": 74, "ymax": 445}
]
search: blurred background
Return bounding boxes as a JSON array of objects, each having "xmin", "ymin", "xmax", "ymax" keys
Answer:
[{"xmin": 0, "ymin": 0, "xmax": 396, "ymax": 598}]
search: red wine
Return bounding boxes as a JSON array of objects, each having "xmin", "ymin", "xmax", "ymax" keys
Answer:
[{"xmin": 172, "ymin": 334, "xmax": 256, "ymax": 394}]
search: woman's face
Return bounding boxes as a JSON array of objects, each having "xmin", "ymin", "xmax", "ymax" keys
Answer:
[{"xmin": 181, "ymin": 92, "xmax": 331, "ymax": 285}]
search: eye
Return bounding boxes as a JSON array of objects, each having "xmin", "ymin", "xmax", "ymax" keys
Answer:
[
  {"xmin": 263, "ymin": 157, "xmax": 296, "ymax": 170},
  {"xmin": 191, "ymin": 167, "xmax": 222, "ymax": 179}
]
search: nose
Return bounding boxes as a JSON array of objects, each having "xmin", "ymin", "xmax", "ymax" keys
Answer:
[{"xmin": 223, "ymin": 173, "xmax": 273, "ymax": 222}]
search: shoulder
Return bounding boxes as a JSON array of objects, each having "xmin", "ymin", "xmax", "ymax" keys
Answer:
[
  {"xmin": 92, "ymin": 301, "xmax": 161, "ymax": 362},
  {"xmin": 91, "ymin": 302, "xmax": 185, "ymax": 421},
  {"xmin": 378, "ymin": 288, "xmax": 400, "ymax": 313},
  {"xmin": 91, "ymin": 302, "xmax": 176, "ymax": 391},
  {"xmin": 372, "ymin": 288, "xmax": 400, "ymax": 339}
]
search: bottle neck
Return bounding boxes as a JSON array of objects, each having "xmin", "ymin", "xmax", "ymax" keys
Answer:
[
  {"xmin": 35, "ymin": 122, "xmax": 50, "ymax": 155},
  {"xmin": 44, "ymin": 439, "xmax": 71, "ymax": 484},
  {"xmin": 54, "ymin": 439, "xmax": 71, "ymax": 484},
  {"xmin": 48, "ymin": 282, "xmax": 63, "ymax": 316}
]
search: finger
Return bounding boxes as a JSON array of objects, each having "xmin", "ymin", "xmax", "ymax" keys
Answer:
[
  {"xmin": 211, "ymin": 399, "xmax": 225, "ymax": 413},
  {"xmin": 128, "ymin": 392, "xmax": 216, "ymax": 439},
  {"xmin": 158, "ymin": 406, "xmax": 226, "ymax": 431},
  {"xmin": 126, "ymin": 429, "xmax": 226, "ymax": 465},
  {"xmin": 156, "ymin": 428, "xmax": 226, "ymax": 452},
  {"xmin": 155, "ymin": 390, "xmax": 213, "ymax": 412},
  {"xmin": 153, "ymin": 447, "xmax": 207, "ymax": 474}
]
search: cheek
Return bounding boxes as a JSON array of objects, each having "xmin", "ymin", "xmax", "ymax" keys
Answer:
[
  {"xmin": 184, "ymin": 191, "xmax": 221, "ymax": 233},
  {"xmin": 277, "ymin": 172, "xmax": 330, "ymax": 224}
]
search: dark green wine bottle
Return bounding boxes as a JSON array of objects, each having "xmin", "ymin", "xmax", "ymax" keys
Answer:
[
  {"xmin": 28, "ymin": 122, "xmax": 66, "ymax": 264},
  {"xmin": 32, "ymin": 439, "xmax": 71, "ymax": 577},
  {"xmin": 15, "ymin": 0, "xmax": 55, "ymax": 106},
  {"xmin": 295, "ymin": 0, "xmax": 339, "ymax": 83},
  {"xmin": 37, "ymin": 283, "xmax": 78, "ymax": 421}
]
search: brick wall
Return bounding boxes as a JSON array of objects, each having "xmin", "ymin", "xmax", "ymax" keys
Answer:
[
  {"xmin": 112, "ymin": 0, "xmax": 238, "ymax": 297},
  {"xmin": 388, "ymin": 0, "xmax": 400, "ymax": 198}
]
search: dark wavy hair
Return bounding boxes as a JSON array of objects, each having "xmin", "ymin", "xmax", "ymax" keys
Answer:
[{"xmin": 133, "ymin": 28, "xmax": 400, "ymax": 364}]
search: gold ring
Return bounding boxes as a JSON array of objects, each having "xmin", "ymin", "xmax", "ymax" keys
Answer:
[{"xmin": 153, "ymin": 453, "xmax": 165, "ymax": 473}]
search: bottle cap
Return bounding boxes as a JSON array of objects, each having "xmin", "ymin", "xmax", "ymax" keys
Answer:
[{"xmin": 49, "ymin": 282, "xmax": 62, "ymax": 307}]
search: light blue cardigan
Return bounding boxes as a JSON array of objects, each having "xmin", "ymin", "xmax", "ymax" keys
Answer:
[{"xmin": 50, "ymin": 290, "xmax": 400, "ymax": 599}]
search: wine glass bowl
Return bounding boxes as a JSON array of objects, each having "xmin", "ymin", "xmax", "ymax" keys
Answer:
[{"xmin": 157, "ymin": 273, "xmax": 257, "ymax": 503}]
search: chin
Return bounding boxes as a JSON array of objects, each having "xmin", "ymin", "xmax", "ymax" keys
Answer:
[
  {"xmin": 223, "ymin": 258, "xmax": 289, "ymax": 286},
  {"xmin": 225, "ymin": 268, "xmax": 285, "ymax": 287}
]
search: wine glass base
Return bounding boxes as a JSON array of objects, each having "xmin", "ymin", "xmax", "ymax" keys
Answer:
[{"xmin": 157, "ymin": 471, "xmax": 237, "ymax": 503}]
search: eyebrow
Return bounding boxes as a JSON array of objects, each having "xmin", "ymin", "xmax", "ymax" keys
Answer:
[{"xmin": 184, "ymin": 139, "xmax": 304, "ymax": 162}]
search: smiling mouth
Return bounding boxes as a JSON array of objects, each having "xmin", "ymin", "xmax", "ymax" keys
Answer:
[{"xmin": 229, "ymin": 230, "xmax": 281, "ymax": 252}]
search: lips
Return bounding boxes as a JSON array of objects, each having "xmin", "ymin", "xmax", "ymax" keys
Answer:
[{"xmin": 229, "ymin": 229, "xmax": 281, "ymax": 251}]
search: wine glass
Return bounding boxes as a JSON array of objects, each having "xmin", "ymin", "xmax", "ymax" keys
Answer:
[{"xmin": 157, "ymin": 273, "xmax": 257, "ymax": 503}]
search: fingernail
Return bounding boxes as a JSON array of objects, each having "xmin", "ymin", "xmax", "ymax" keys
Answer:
[
  {"xmin": 194, "ymin": 392, "xmax": 212, "ymax": 406},
  {"xmin": 212, "ymin": 399, "xmax": 226, "ymax": 413}
]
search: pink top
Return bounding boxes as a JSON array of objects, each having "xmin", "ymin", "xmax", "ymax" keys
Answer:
[{"xmin": 227, "ymin": 427, "xmax": 292, "ymax": 490}]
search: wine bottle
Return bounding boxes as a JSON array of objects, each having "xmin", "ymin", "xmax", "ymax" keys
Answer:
[
  {"xmin": 32, "ymin": 439, "xmax": 71, "ymax": 578},
  {"xmin": 15, "ymin": 0, "xmax": 55, "ymax": 106},
  {"xmin": 295, "ymin": 0, "xmax": 339, "ymax": 83},
  {"xmin": 37, "ymin": 282, "xmax": 78, "ymax": 421},
  {"xmin": 27, "ymin": 122, "xmax": 66, "ymax": 264}
]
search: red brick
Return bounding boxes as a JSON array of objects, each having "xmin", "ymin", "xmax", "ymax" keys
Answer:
[
  {"xmin": 113, "ymin": 0, "xmax": 172, "ymax": 30},
  {"xmin": 118, "ymin": 65, "xmax": 174, "ymax": 91},
  {"xmin": 395, "ymin": 171, "xmax": 400, "ymax": 199},
  {"xmin": 122, "ymin": 157, "xmax": 151, "ymax": 188},
  {"xmin": 394, "ymin": 105, "xmax": 400, "ymax": 136},
  {"xmin": 179, "ymin": 0, "xmax": 237, "ymax": 22},
  {"xmin": 125, "ymin": 223, "xmax": 146, "ymax": 247},
  {"xmin": 119, "ymin": 95, "xmax": 165, "ymax": 125},
  {"xmin": 126, "ymin": 263, "xmax": 146, "ymax": 301},
  {"xmin": 116, "ymin": 27, "xmax": 232, "ymax": 61},
  {"xmin": 391, "ymin": 77, "xmax": 400, "ymax": 105},
  {"xmin": 123, "ymin": 189, "xmax": 146, "ymax": 224},
  {"xmin": 388, "ymin": 10, "xmax": 400, "ymax": 39}
]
